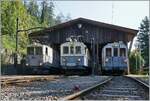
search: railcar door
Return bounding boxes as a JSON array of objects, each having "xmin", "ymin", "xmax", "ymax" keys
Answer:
[
  {"xmin": 120, "ymin": 48, "xmax": 127, "ymax": 69},
  {"xmin": 112, "ymin": 48, "xmax": 119, "ymax": 70},
  {"xmin": 105, "ymin": 48, "xmax": 112, "ymax": 70}
]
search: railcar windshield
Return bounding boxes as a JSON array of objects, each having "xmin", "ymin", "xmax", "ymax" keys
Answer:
[
  {"xmin": 27, "ymin": 47, "xmax": 34, "ymax": 55},
  {"xmin": 76, "ymin": 46, "xmax": 81, "ymax": 54},
  {"xmin": 120, "ymin": 48, "xmax": 126, "ymax": 57},
  {"xmin": 63, "ymin": 46, "xmax": 69, "ymax": 54},
  {"xmin": 70, "ymin": 46, "xmax": 74, "ymax": 54},
  {"xmin": 114, "ymin": 48, "xmax": 118, "ymax": 56},
  {"xmin": 35, "ymin": 47, "xmax": 42, "ymax": 55},
  {"xmin": 106, "ymin": 48, "xmax": 112, "ymax": 57}
]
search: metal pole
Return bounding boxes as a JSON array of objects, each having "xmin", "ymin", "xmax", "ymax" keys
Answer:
[
  {"xmin": 14, "ymin": 18, "xmax": 19, "ymax": 67},
  {"xmin": 93, "ymin": 38, "xmax": 95, "ymax": 75},
  {"xmin": 90, "ymin": 38, "xmax": 93, "ymax": 75},
  {"xmin": 149, "ymin": 32, "xmax": 150, "ymax": 74},
  {"xmin": 136, "ymin": 52, "xmax": 137, "ymax": 73},
  {"xmin": 139, "ymin": 44, "xmax": 141, "ymax": 72},
  {"xmin": 92, "ymin": 38, "xmax": 95, "ymax": 75}
]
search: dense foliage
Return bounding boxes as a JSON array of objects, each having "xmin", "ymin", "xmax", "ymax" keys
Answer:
[
  {"xmin": 1, "ymin": 0, "xmax": 71, "ymax": 64},
  {"xmin": 1, "ymin": 0, "xmax": 70, "ymax": 64},
  {"xmin": 137, "ymin": 16, "xmax": 149, "ymax": 67},
  {"xmin": 129, "ymin": 50, "xmax": 144, "ymax": 74}
]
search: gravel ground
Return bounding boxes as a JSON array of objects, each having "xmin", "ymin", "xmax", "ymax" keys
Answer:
[{"xmin": 1, "ymin": 76, "xmax": 109, "ymax": 100}]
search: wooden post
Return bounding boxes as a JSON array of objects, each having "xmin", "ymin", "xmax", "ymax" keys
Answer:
[
  {"xmin": 97, "ymin": 43, "xmax": 100, "ymax": 74},
  {"xmin": 128, "ymin": 38, "xmax": 133, "ymax": 55},
  {"xmin": 127, "ymin": 38, "xmax": 134, "ymax": 74}
]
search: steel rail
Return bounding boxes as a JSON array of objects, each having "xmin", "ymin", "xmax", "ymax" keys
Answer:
[
  {"xmin": 124, "ymin": 75, "xmax": 149, "ymax": 89},
  {"xmin": 60, "ymin": 77, "xmax": 113, "ymax": 100}
]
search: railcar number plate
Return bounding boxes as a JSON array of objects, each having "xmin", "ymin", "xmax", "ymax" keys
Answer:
[{"xmin": 67, "ymin": 63, "xmax": 76, "ymax": 66}]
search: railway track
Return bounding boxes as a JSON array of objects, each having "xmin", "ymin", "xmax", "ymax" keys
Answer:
[{"xmin": 62, "ymin": 76, "xmax": 149, "ymax": 100}]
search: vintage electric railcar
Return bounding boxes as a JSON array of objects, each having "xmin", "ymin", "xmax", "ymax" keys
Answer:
[
  {"xmin": 60, "ymin": 39, "xmax": 91, "ymax": 75},
  {"xmin": 26, "ymin": 43, "xmax": 59, "ymax": 74},
  {"xmin": 102, "ymin": 41, "xmax": 128, "ymax": 74}
]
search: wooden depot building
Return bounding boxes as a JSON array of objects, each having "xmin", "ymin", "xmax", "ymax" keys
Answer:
[{"xmin": 29, "ymin": 18, "xmax": 138, "ymax": 74}]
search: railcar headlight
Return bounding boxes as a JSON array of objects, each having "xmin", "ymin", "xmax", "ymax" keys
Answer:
[
  {"xmin": 77, "ymin": 58, "xmax": 81, "ymax": 62},
  {"xmin": 39, "ymin": 63, "xmax": 42, "ymax": 66},
  {"xmin": 105, "ymin": 58, "xmax": 109, "ymax": 62},
  {"xmin": 63, "ymin": 58, "xmax": 66, "ymax": 62},
  {"xmin": 124, "ymin": 59, "xmax": 127, "ymax": 63},
  {"xmin": 26, "ymin": 63, "xmax": 29, "ymax": 66}
]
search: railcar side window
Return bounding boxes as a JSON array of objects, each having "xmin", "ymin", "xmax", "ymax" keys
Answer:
[
  {"xmin": 76, "ymin": 46, "xmax": 81, "ymax": 54},
  {"xmin": 35, "ymin": 47, "xmax": 42, "ymax": 55},
  {"xmin": 46, "ymin": 47, "xmax": 48, "ymax": 55},
  {"xmin": 70, "ymin": 46, "xmax": 74, "ymax": 54},
  {"xmin": 27, "ymin": 47, "xmax": 34, "ymax": 55},
  {"xmin": 120, "ymin": 48, "xmax": 126, "ymax": 57},
  {"xmin": 106, "ymin": 48, "xmax": 112, "ymax": 57},
  {"xmin": 114, "ymin": 48, "xmax": 118, "ymax": 56},
  {"xmin": 63, "ymin": 46, "xmax": 69, "ymax": 54}
]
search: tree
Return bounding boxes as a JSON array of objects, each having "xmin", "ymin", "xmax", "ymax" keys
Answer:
[
  {"xmin": 55, "ymin": 13, "xmax": 64, "ymax": 24},
  {"xmin": 64, "ymin": 13, "xmax": 71, "ymax": 22},
  {"xmin": 137, "ymin": 16, "xmax": 149, "ymax": 67},
  {"xmin": 27, "ymin": 0, "xmax": 39, "ymax": 20},
  {"xmin": 1, "ymin": 0, "xmax": 71, "ymax": 55},
  {"xmin": 1, "ymin": 1, "xmax": 18, "ymax": 36},
  {"xmin": 1, "ymin": 0, "xmax": 39, "ymax": 53},
  {"xmin": 129, "ymin": 50, "xmax": 144, "ymax": 74},
  {"xmin": 40, "ymin": 1, "xmax": 55, "ymax": 27},
  {"xmin": 55, "ymin": 13, "xmax": 71, "ymax": 25}
]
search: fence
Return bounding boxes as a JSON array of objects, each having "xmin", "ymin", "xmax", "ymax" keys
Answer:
[{"xmin": 1, "ymin": 49, "xmax": 22, "ymax": 75}]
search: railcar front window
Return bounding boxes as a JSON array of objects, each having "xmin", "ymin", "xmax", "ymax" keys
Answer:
[
  {"xmin": 70, "ymin": 46, "xmax": 74, "ymax": 54},
  {"xmin": 114, "ymin": 48, "xmax": 118, "ymax": 56},
  {"xmin": 35, "ymin": 47, "xmax": 42, "ymax": 55},
  {"xmin": 76, "ymin": 46, "xmax": 81, "ymax": 54},
  {"xmin": 120, "ymin": 48, "xmax": 126, "ymax": 57},
  {"xmin": 63, "ymin": 46, "xmax": 69, "ymax": 54},
  {"xmin": 27, "ymin": 47, "xmax": 34, "ymax": 55},
  {"xmin": 106, "ymin": 48, "xmax": 111, "ymax": 57}
]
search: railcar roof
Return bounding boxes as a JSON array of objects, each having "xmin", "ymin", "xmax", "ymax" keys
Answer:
[
  {"xmin": 27, "ymin": 43, "xmax": 48, "ymax": 47},
  {"xmin": 61, "ymin": 41, "xmax": 86, "ymax": 46},
  {"xmin": 104, "ymin": 42, "xmax": 127, "ymax": 48}
]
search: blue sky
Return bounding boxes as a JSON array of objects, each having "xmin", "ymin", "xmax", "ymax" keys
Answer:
[
  {"xmin": 53, "ymin": 1, "xmax": 149, "ymax": 30},
  {"xmin": 52, "ymin": 1, "xmax": 149, "ymax": 50}
]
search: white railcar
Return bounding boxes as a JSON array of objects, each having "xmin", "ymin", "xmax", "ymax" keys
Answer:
[
  {"xmin": 60, "ymin": 41, "xmax": 90, "ymax": 68},
  {"xmin": 26, "ymin": 43, "xmax": 53, "ymax": 67}
]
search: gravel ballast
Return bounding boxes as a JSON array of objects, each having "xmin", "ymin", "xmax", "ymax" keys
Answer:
[{"xmin": 1, "ymin": 76, "xmax": 109, "ymax": 100}]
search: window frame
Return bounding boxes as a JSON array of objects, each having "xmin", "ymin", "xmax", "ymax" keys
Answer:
[
  {"xmin": 27, "ymin": 47, "xmax": 34, "ymax": 55},
  {"xmin": 35, "ymin": 47, "xmax": 42, "ymax": 55},
  {"xmin": 45, "ymin": 47, "xmax": 48, "ymax": 55},
  {"xmin": 70, "ymin": 46, "xmax": 74, "ymax": 54},
  {"xmin": 105, "ymin": 48, "xmax": 112, "ymax": 57},
  {"xmin": 63, "ymin": 46, "xmax": 69, "ymax": 54},
  {"xmin": 120, "ymin": 48, "xmax": 126, "ymax": 57},
  {"xmin": 75, "ymin": 46, "xmax": 81, "ymax": 54},
  {"xmin": 113, "ymin": 48, "xmax": 118, "ymax": 57}
]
